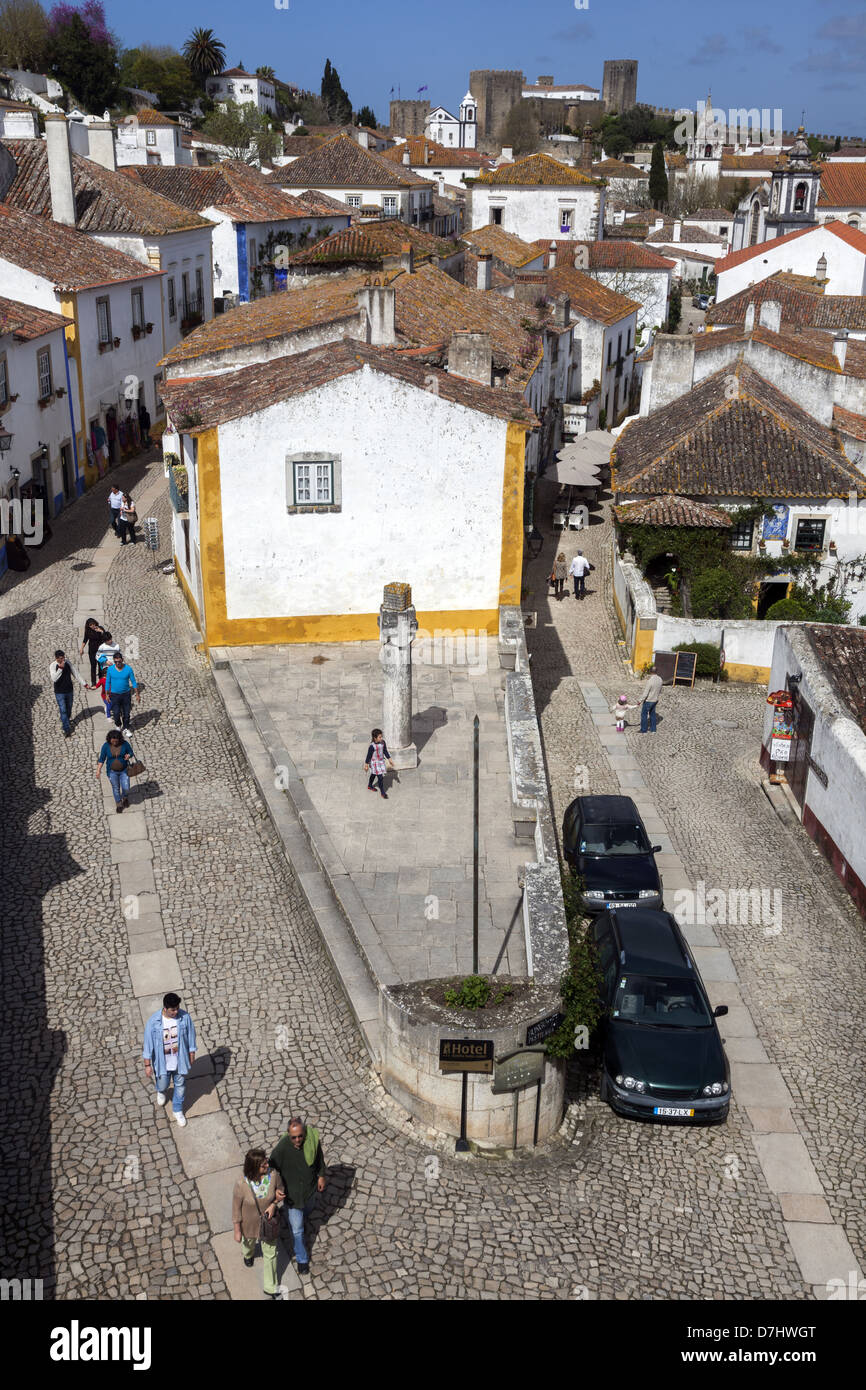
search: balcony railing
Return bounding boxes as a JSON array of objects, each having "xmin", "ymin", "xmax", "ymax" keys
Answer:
[{"xmin": 179, "ymin": 294, "xmax": 204, "ymax": 336}]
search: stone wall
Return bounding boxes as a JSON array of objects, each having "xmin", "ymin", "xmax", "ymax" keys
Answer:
[
  {"xmin": 389, "ymin": 99, "xmax": 430, "ymax": 138},
  {"xmin": 469, "ymin": 70, "xmax": 524, "ymax": 143},
  {"xmin": 602, "ymin": 60, "xmax": 638, "ymax": 114}
]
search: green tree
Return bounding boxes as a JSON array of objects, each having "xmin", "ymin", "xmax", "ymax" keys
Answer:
[
  {"xmin": 0, "ymin": 0, "xmax": 48, "ymax": 70},
  {"xmin": 648, "ymin": 139, "xmax": 668, "ymax": 209},
  {"xmin": 182, "ymin": 26, "xmax": 225, "ymax": 80},
  {"xmin": 834, "ymin": 135, "xmax": 841, "ymax": 152},
  {"xmin": 600, "ymin": 114, "xmax": 630, "ymax": 159},
  {"xmin": 502, "ymin": 98, "xmax": 540, "ymax": 155},
  {"xmin": 201, "ymin": 101, "xmax": 279, "ymax": 163},
  {"xmin": 355, "ymin": 103, "xmax": 377, "ymax": 129},
  {"xmin": 119, "ymin": 44, "xmax": 199, "ymax": 110},
  {"xmin": 256, "ymin": 64, "xmax": 275, "ymax": 82},
  {"xmin": 665, "ymin": 282, "xmax": 682, "ymax": 333},
  {"xmin": 320, "ymin": 58, "xmax": 351, "ymax": 124},
  {"xmin": 47, "ymin": 4, "xmax": 118, "ymax": 112}
]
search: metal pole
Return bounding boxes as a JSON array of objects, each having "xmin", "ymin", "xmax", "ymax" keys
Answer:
[
  {"xmin": 455, "ymin": 1070, "xmax": 469, "ymax": 1153},
  {"xmin": 512, "ymin": 1090, "xmax": 519, "ymax": 1151},
  {"xmin": 473, "ymin": 714, "xmax": 479, "ymax": 975},
  {"xmin": 533, "ymin": 1079, "xmax": 541, "ymax": 1147}
]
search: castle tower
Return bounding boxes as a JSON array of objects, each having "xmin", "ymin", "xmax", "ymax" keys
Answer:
[
  {"xmin": 602, "ymin": 59, "xmax": 637, "ymax": 114},
  {"xmin": 469, "ymin": 69, "xmax": 524, "ymax": 142}
]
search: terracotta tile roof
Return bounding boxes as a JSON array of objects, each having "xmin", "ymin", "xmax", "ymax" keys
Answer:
[
  {"xmin": 219, "ymin": 68, "xmax": 259, "ymax": 79},
  {"xmin": 269, "ymin": 133, "xmax": 430, "ymax": 189},
  {"xmin": 121, "ymin": 161, "xmax": 313, "ymax": 223},
  {"xmin": 532, "ymin": 238, "xmax": 676, "ymax": 271},
  {"xmin": 817, "ymin": 163, "xmax": 866, "ymax": 207},
  {"xmin": 0, "ymin": 294, "xmax": 71, "ymax": 340},
  {"xmin": 716, "ymin": 219, "xmax": 866, "ymax": 275},
  {"xmin": 292, "ymin": 189, "xmax": 350, "ymax": 216},
  {"xmin": 0, "ymin": 97, "xmax": 34, "ymax": 112},
  {"xmin": 547, "ymin": 264, "xmax": 640, "ymax": 324},
  {"xmin": 641, "ymin": 327, "xmax": 748, "ymax": 360},
  {"xmin": 281, "ymin": 135, "xmax": 327, "ymax": 156},
  {"xmin": 380, "ymin": 136, "xmax": 488, "ymax": 170},
  {"xmin": 613, "ymin": 495, "xmax": 733, "ymax": 528},
  {"xmin": 287, "ymin": 219, "xmax": 457, "ymax": 268},
  {"xmin": 161, "ymin": 339, "xmax": 537, "ymax": 431},
  {"xmin": 162, "ymin": 275, "xmax": 369, "ymax": 364},
  {"xmin": 475, "ymin": 153, "xmax": 602, "ymax": 187},
  {"xmin": 772, "ymin": 271, "xmax": 826, "ymax": 293},
  {"xmin": 612, "ymin": 361, "xmax": 866, "ymax": 499},
  {"xmin": 833, "ymin": 404, "xmax": 866, "ymax": 440},
  {"xmin": 720, "ymin": 152, "xmax": 778, "ymax": 171},
  {"xmin": 135, "ymin": 108, "xmax": 180, "ymax": 127},
  {"xmin": 2, "ymin": 137, "xmax": 212, "ymax": 234},
  {"xmin": 0, "ymin": 203, "xmax": 162, "ymax": 291},
  {"xmin": 708, "ymin": 274, "xmax": 866, "ymax": 332},
  {"xmin": 650, "ymin": 245, "xmax": 720, "ymax": 264},
  {"xmin": 686, "ymin": 207, "xmax": 734, "ymax": 221},
  {"xmin": 803, "ymin": 625, "xmax": 866, "ymax": 733},
  {"xmin": 646, "ymin": 225, "xmax": 728, "ymax": 245},
  {"xmin": 592, "ymin": 159, "xmax": 648, "ymax": 179},
  {"xmin": 462, "ymin": 224, "xmax": 541, "ymax": 268},
  {"xmin": 832, "ymin": 147, "xmax": 866, "ymax": 159}
]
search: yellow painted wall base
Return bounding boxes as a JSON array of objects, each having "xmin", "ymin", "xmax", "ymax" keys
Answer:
[
  {"xmin": 202, "ymin": 608, "xmax": 501, "ymax": 649},
  {"xmin": 174, "ymin": 559, "xmax": 202, "ymax": 630},
  {"xmin": 633, "ymin": 622, "xmax": 655, "ymax": 673},
  {"xmin": 723, "ymin": 662, "xmax": 771, "ymax": 683}
]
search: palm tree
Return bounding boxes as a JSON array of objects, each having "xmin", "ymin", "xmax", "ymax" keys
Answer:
[
  {"xmin": 183, "ymin": 28, "xmax": 226, "ymax": 79},
  {"xmin": 256, "ymin": 65, "xmax": 276, "ymax": 83}
]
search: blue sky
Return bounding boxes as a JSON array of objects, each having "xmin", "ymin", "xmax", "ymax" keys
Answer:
[{"xmin": 105, "ymin": 0, "xmax": 866, "ymax": 137}]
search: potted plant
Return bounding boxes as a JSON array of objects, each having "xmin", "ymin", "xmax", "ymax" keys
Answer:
[
  {"xmin": 145, "ymin": 322, "xmax": 153, "ymax": 334},
  {"xmin": 829, "ymin": 539, "xmax": 838, "ymax": 553},
  {"xmin": 113, "ymin": 336, "xmax": 121, "ymax": 347},
  {"xmin": 131, "ymin": 324, "xmax": 143, "ymax": 340},
  {"xmin": 758, "ymin": 538, "xmax": 766, "ymax": 552},
  {"xmin": 781, "ymin": 537, "xmax": 790, "ymax": 551},
  {"xmin": 98, "ymin": 341, "xmax": 110, "ymax": 353},
  {"xmin": 55, "ymin": 386, "xmax": 65, "ymax": 397}
]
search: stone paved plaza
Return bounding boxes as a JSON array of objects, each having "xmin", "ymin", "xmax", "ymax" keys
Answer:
[
  {"xmin": 2, "ymin": 456, "xmax": 864, "ymax": 1300},
  {"xmin": 223, "ymin": 643, "xmax": 528, "ymax": 981}
]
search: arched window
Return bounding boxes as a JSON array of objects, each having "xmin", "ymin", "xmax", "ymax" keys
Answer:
[
  {"xmin": 794, "ymin": 181, "xmax": 807, "ymax": 212},
  {"xmin": 749, "ymin": 201, "xmax": 761, "ymax": 246},
  {"xmin": 704, "ymin": 143, "xmax": 713, "ymax": 158},
  {"xmin": 848, "ymin": 215, "xmax": 861, "ymax": 230}
]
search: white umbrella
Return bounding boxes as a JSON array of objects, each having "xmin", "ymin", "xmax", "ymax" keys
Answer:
[{"xmin": 546, "ymin": 433, "xmax": 611, "ymax": 486}]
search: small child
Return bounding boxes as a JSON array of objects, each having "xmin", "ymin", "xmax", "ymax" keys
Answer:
[
  {"xmin": 89, "ymin": 651, "xmax": 114, "ymax": 720},
  {"xmin": 364, "ymin": 728, "xmax": 394, "ymax": 800},
  {"xmin": 611, "ymin": 693, "xmax": 636, "ymax": 733}
]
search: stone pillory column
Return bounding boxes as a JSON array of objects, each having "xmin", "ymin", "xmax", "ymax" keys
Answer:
[{"xmin": 378, "ymin": 581, "xmax": 418, "ymax": 769}]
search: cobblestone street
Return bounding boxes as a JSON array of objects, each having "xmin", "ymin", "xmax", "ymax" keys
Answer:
[{"xmin": 2, "ymin": 458, "xmax": 864, "ymax": 1300}]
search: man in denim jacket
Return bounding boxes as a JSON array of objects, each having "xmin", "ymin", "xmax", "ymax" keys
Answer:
[{"xmin": 142, "ymin": 992, "xmax": 196, "ymax": 1127}]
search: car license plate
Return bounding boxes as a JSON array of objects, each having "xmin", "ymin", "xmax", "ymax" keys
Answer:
[
  {"xmin": 654, "ymin": 1106, "xmax": 694, "ymax": 1117},
  {"xmin": 606, "ymin": 901, "xmax": 636, "ymax": 908}
]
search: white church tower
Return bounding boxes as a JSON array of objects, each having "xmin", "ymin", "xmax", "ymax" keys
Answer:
[{"xmin": 459, "ymin": 91, "xmax": 477, "ymax": 149}]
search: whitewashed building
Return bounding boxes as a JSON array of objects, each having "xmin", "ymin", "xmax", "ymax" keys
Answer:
[
  {"xmin": 271, "ymin": 133, "xmax": 434, "ymax": 227},
  {"xmin": 159, "ymin": 341, "xmax": 536, "ymax": 647},
  {"xmin": 470, "ymin": 154, "xmax": 604, "ymax": 243},
  {"xmin": 716, "ymin": 221, "xmax": 866, "ymax": 302},
  {"xmin": 205, "ymin": 68, "xmax": 276, "ymax": 116},
  {"xmin": 115, "ymin": 109, "xmax": 193, "ymax": 168},
  {"xmin": 424, "ymin": 94, "xmax": 477, "ymax": 150}
]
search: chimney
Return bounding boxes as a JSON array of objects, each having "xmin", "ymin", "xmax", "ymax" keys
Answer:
[
  {"xmin": 448, "ymin": 330, "xmax": 493, "ymax": 386},
  {"xmin": 500, "ymin": 146, "xmax": 513, "ymax": 164},
  {"xmin": 87, "ymin": 119, "xmax": 116, "ymax": 172},
  {"xmin": 400, "ymin": 242, "xmax": 414, "ymax": 274},
  {"xmin": 673, "ymin": 219, "xmax": 682, "ymax": 242},
  {"xmin": 538, "ymin": 76, "xmax": 554, "ymax": 87},
  {"xmin": 425, "ymin": 143, "xmax": 432, "ymax": 165},
  {"xmin": 816, "ymin": 252, "xmax": 827, "ymax": 283},
  {"xmin": 476, "ymin": 250, "xmax": 492, "ymax": 291},
  {"xmin": 357, "ymin": 128, "xmax": 370, "ymax": 148},
  {"xmin": 648, "ymin": 335, "xmax": 696, "ymax": 414},
  {"xmin": 356, "ymin": 281, "xmax": 396, "ymax": 346},
  {"xmin": 580, "ymin": 121, "xmax": 593, "ymax": 173},
  {"xmin": 44, "ymin": 113, "xmax": 76, "ymax": 227},
  {"xmin": 402, "ymin": 148, "xmax": 411, "ymax": 166},
  {"xmin": 553, "ymin": 293, "xmax": 570, "ymax": 327},
  {"xmin": 744, "ymin": 303, "xmax": 756, "ymax": 331},
  {"xmin": 654, "ymin": 216, "xmax": 664, "ymax": 231},
  {"xmin": 548, "ymin": 240, "xmax": 557, "ymax": 269},
  {"xmin": 833, "ymin": 331, "xmax": 848, "ymax": 370},
  {"xmin": 438, "ymin": 175, "xmax": 445, "ymax": 197},
  {"xmin": 758, "ymin": 299, "xmax": 781, "ymax": 333}
]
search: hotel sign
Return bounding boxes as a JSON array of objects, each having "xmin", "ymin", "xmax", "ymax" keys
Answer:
[{"xmin": 439, "ymin": 1039, "xmax": 494, "ymax": 1074}]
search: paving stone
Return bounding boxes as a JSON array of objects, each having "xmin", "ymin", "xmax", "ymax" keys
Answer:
[
  {"xmin": 746, "ymin": 1106, "xmax": 800, "ymax": 1134},
  {"xmin": 780, "ymin": 1194, "xmax": 833, "ymax": 1224},
  {"xmin": 127, "ymin": 948, "xmax": 183, "ymax": 999},
  {"xmin": 211, "ymin": 1230, "xmax": 301, "ymax": 1300},
  {"xmin": 173, "ymin": 1111, "xmax": 244, "ymax": 1179},
  {"xmin": 783, "ymin": 1222, "xmax": 863, "ymax": 1287},
  {"xmin": 752, "ymin": 1133, "xmax": 824, "ymax": 1195},
  {"xmin": 196, "ymin": 1168, "xmax": 242, "ymax": 1235},
  {"xmin": 729, "ymin": 1063, "xmax": 793, "ymax": 1109}
]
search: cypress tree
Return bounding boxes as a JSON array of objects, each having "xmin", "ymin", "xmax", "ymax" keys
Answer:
[{"xmin": 649, "ymin": 140, "xmax": 668, "ymax": 210}]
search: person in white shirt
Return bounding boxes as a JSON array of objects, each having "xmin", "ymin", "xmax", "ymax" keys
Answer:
[
  {"xmin": 639, "ymin": 666, "xmax": 664, "ymax": 734},
  {"xmin": 50, "ymin": 650, "xmax": 87, "ymax": 737},
  {"xmin": 568, "ymin": 550, "xmax": 594, "ymax": 600},
  {"xmin": 108, "ymin": 485, "xmax": 124, "ymax": 535}
]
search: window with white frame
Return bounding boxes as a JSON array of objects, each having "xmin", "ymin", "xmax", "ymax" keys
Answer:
[
  {"xmin": 146, "ymin": 129, "xmax": 156, "ymax": 146},
  {"xmin": 37, "ymin": 346, "xmax": 52, "ymax": 399},
  {"xmin": 560, "ymin": 209, "xmax": 573, "ymax": 233},
  {"xmin": 383, "ymin": 195, "xmax": 397, "ymax": 216},
  {"xmin": 286, "ymin": 452, "xmax": 342, "ymax": 513},
  {"xmin": 346, "ymin": 195, "xmax": 361, "ymax": 207},
  {"xmin": 794, "ymin": 517, "xmax": 826, "ymax": 551},
  {"xmin": 131, "ymin": 288, "xmax": 145, "ymax": 329},
  {"xmin": 96, "ymin": 295, "xmax": 112, "ymax": 344}
]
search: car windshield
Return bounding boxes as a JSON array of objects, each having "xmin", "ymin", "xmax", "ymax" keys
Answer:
[
  {"xmin": 612, "ymin": 975, "xmax": 712, "ymax": 1028},
  {"xmin": 580, "ymin": 822, "xmax": 651, "ymax": 855}
]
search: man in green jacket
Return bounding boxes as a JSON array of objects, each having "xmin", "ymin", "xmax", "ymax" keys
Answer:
[{"xmin": 269, "ymin": 1118, "xmax": 326, "ymax": 1275}]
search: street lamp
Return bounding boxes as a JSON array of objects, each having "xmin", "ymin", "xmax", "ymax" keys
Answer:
[{"xmin": 0, "ymin": 429, "xmax": 12, "ymax": 452}]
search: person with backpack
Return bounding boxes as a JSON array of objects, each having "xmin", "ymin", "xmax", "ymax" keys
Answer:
[
  {"xmin": 268, "ymin": 1119, "xmax": 326, "ymax": 1276},
  {"xmin": 50, "ymin": 650, "xmax": 87, "ymax": 737},
  {"xmin": 568, "ymin": 550, "xmax": 594, "ymax": 600},
  {"xmin": 79, "ymin": 619, "xmax": 112, "ymax": 685}
]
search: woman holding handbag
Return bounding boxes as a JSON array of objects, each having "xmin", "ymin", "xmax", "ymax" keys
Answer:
[
  {"xmin": 232, "ymin": 1150, "xmax": 285, "ymax": 1299},
  {"xmin": 96, "ymin": 728, "xmax": 139, "ymax": 812},
  {"xmin": 118, "ymin": 493, "xmax": 138, "ymax": 545},
  {"xmin": 551, "ymin": 552, "xmax": 567, "ymax": 601}
]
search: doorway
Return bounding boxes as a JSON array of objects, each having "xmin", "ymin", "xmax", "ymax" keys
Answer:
[
  {"xmin": 787, "ymin": 693, "xmax": 814, "ymax": 809},
  {"xmin": 757, "ymin": 580, "xmax": 788, "ymax": 618},
  {"xmin": 60, "ymin": 443, "xmax": 73, "ymax": 503}
]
